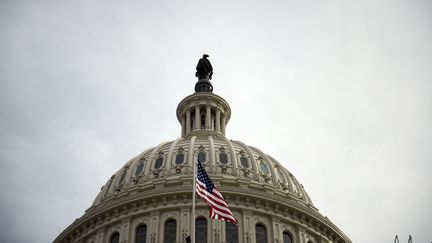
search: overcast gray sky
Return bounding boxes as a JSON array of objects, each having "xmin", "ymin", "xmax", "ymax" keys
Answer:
[{"xmin": 1, "ymin": 0, "xmax": 431, "ymax": 242}]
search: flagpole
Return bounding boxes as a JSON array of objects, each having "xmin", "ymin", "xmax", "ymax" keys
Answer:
[{"xmin": 191, "ymin": 160, "xmax": 197, "ymax": 243}]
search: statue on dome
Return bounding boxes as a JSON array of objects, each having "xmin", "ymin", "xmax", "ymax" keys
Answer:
[{"xmin": 195, "ymin": 54, "xmax": 213, "ymax": 80}]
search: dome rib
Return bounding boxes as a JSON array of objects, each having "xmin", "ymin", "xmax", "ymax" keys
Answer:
[
  {"xmin": 220, "ymin": 136, "xmax": 238, "ymax": 172},
  {"xmin": 166, "ymin": 137, "xmax": 182, "ymax": 173},
  {"xmin": 208, "ymin": 135, "xmax": 215, "ymax": 167},
  {"xmin": 187, "ymin": 136, "xmax": 196, "ymax": 168}
]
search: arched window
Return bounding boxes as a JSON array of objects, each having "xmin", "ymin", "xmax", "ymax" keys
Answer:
[
  {"xmin": 175, "ymin": 153, "xmax": 184, "ymax": 164},
  {"xmin": 255, "ymin": 224, "xmax": 267, "ymax": 243},
  {"xmin": 154, "ymin": 157, "xmax": 163, "ymax": 169},
  {"xmin": 283, "ymin": 231, "xmax": 293, "ymax": 243},
  {"xmin": 195, "ymin": 217, "xmax": 207, "ymax": 243},
  {"xmin": 135, "ymin": 162, "xmax": 145, "ymax": 176},
  {"xmin": 136, "ymin": 225, "xmax": 147, "ymax": 243},
  {"xmin": 226, "ymin": 221, "xmax": 238, "ymax": 243},
  {"xmin": 164, "ymin": 219, "xmax": 177, "ymax": 243},
  {"xmin": 110, "ymin": 232, "xmax": 120, "ymax": 243}
]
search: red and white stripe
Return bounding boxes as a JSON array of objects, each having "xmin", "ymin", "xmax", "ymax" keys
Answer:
[{"xmin": 195, "ymin": 179, "xmax": 237, "ymax": 224}]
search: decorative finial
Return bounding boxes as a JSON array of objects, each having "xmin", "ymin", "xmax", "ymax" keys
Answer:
[{"xmin": 194, "ymin": 54, "xmax": 214, "ymax": 92}]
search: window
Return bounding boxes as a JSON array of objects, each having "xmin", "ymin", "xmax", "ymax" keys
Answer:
[
  {"xmin": 104, "ymin": 177, "xmax": 114, "ymax": 197},
  {"xmin": 119, "ymin": 172, "xmax": 127, "ymax": 185},
  {"xmin": 259, "ymin": 162, "xmax": 269, "ymax": 175},
  {"xmin": 195, "ymin": 217, "xmax": 207, "ymax": 243},
  {"xmin": 226, "ymin": 221, "xmax": 238, "ymax": 243},
  {"xmin": 164, "ymin": 219, "xmax": 176, "ymax": 243},
  {"xmin": 240, "ymin": 156, "xmax": 249, "ymax": 168},
  {"xmin": 136, "ymin": 225, "xmax": 147, "ymax": 243},
  {"xmin": 198, "ymin": 151, "xmax": 206, "ymax": 163},
  {"xmin": 111, "ymin": 232, "xmax": 120, "ymax": 243},
  {"xmin": 255, "ymin": 224, "xmax": 267, "ymax": 243},
  {"xmin": 154, "ymin": 157, "xmax": 163, "ymax": 169},
  {"xmin": 219, "ymin": 152, "xmax": 228, "ymax": 164},
  {"xmin": 135, "ymin": 162, "xmax": 144, "ymax": 176},
  {"xmin": 283, "ymin": 231, "xmax": 293, "ymax": 243},
  {"xmin": 201, "ymin": 114, "xmax": 205, "ymax": 129},
  {"xmin": 278, "ymin": 170, "xmax": 286, "ymax": 183},
  {"xmin": 175, "ymin": 153, "xmax": 184, "ymax": 164}
]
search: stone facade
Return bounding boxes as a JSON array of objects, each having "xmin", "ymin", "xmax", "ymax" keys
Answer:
[{"xmin": 54, "ymin": 82, "xmax": 351, "ymax": 243}]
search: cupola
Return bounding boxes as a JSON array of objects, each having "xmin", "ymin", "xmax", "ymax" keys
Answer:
[{"xmin": 176, "ymin": 55, "xmax": 231, "ymax": 137}]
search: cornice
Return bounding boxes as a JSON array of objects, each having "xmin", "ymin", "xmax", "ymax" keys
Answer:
[{"xmin": 55, "ymin": 181, "xmax": 350, "ymax": 243}]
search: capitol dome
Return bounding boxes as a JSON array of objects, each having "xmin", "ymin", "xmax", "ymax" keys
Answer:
[{"xmin": 55, "ymin": 67, "xmax": 351, "ymax": 243}]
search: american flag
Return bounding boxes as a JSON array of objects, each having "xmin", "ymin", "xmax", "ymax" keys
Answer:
[{"xmin": 195, "ymin": 161, "xmax": 237, "ymax": 225}]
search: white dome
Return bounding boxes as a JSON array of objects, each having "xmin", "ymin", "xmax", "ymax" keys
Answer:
[
  {"xmin": 55, "ymin": 79, "xmax": 351, "ymax": 243},
  {"xmin": 91, "ymin": 135, "xmax": 314, "ymax": 208}
]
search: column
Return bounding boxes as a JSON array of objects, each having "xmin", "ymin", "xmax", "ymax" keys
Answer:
[
  {"xmin": 195, "ymin": 106, "xmax": 200, "ymax": 130},
  {"xmin": 221, "ymin": 114, "xmax": 226, "ymax": 135},
  {"xmin": 205, "ymin": 106, "xmax": 211, "ymax": 130},
  {"xmin": 150, "ymin": 212, "xmax": 159, "ymax": 243},
  {"xmin": 96, "ymin": 232, "xmax": 104, "ymax": 243},
  {"xmin": 272, "ymin": 219, "xmax": 280, "ymax": 243},
  {"xmin": 180, "ymin": 207, "xmax": 191, "ymax": 242},
  {"xmin": 181, "ymin": 116, "xmax": 186, "ymax": 137},
  {"xmin": 121, "ymin": 222, "xmax": 130, "ymax": 243},
  {"xmin": 216, "ymin": 110, "xmax": 221, "ymax": 132},
  {"xmin": 186, "ymin": 110, "xmax": 191, "ymax": 134}
]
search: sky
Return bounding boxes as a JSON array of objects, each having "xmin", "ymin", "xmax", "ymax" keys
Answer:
[{"xmin": 0, "ymin": 0, "xmax": 431, "ymax": 242}]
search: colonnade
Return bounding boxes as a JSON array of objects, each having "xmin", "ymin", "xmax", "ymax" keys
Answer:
[{"xmin": 180, "ymin": 104, "xmax": 227, "ymax": 137}]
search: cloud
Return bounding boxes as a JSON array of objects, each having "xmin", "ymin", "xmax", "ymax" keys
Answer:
[{"xmin": 1, "ymin": 0, "xmax": 431, "ymax": 242}]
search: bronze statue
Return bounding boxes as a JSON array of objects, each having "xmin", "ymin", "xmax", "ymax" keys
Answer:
[{"xmin": 195, "ymin": 54, "xmax": 213, "ymax": 80}]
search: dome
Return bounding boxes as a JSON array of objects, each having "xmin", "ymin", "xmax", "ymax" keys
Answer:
[
  {"xmin": 91, "ymin": 135, "xmax": 314, "ymax": 208},
  {"xmin": 55, "ymin": 63, "xmax": 351, "ymax": 243}
]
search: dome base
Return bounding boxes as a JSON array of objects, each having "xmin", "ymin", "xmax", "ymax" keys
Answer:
[{"xmin": 195, "ymin": 79, "xmax": 213, "ymax": 93}]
